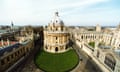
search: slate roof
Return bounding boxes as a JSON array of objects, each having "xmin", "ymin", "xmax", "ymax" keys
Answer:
[{"xmin": 0, "ymin": 43, "xmax": 21, "ymax": 57}]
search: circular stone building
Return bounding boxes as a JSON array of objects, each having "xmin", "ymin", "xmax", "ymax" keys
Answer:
[{"xmin": 44, "ymin": 12, "xmax": 69, "ymax": 53}]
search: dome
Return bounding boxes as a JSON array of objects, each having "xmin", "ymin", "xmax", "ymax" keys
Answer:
[{"xmin": 50, "ymin": 12, "xmax": 64, "ymax": 26}]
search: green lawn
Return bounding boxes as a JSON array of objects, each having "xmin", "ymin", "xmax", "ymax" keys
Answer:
[
  {"xmin": 88, "ymin": 42, "xmax": 95, "ymax": 48},
  {"xmin": 35, "ymin": 49, "xmax": 79, "ymax": 72}
]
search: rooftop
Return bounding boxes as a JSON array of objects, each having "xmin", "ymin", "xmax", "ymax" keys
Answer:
[{"xmin": 0, "ymin": 43, "xmax": 21, "ymax": 57}]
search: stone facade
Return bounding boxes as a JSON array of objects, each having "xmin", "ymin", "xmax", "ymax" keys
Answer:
[
  {"xmin": 73, "ymin": 25, "xmax": 120, "ymax": 49},
  {"xmin": 93, "ymin": 46, "xmax": 120, "ymax": 72},
  {"xmin": 0, "ymin": 28, "xmax": 34, "ymax": 72},
  {"xmin": 44, "ymin": 12, "xmax": 69, "ymax": 53},
  {"xmin": 73, "ymin": 24, "xmax": 120, "ymax": 72},
  {"xmin": 96, "ymin": 24, "xmax": 101, "ymax": 32}
]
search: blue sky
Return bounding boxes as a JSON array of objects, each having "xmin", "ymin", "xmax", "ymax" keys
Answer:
[{"xmin": 0, "ymin": 0, "xmax": 120, "ymax": 26}]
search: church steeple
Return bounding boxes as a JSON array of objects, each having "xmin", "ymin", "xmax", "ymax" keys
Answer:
[
  {"xmin": 11, "ymin": 21, "xmax": 14, "ymax": 27},
  {"xmin": 11, "ymin": 21, "xmax": 14, "ymax": 31}
]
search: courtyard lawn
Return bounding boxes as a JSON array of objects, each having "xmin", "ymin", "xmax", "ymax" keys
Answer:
[
  {"xmin": 35, "ymin": 49, "xmax": 79, "ymax": 72},
  {"xmin": 88, "ymin": 42, "xmax": 95, "ymax": 48}
]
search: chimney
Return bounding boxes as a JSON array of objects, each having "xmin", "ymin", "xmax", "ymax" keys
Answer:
[
  {"xmin": 7, "ymin": 38, "xmax": 10, "ymax": 46},
  {"xmin": 1, "ymin": 39, "xmax": 4, "ymax": 47}
]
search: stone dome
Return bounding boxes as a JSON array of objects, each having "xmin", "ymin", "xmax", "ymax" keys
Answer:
[{"xmin": 50, "ymin": 12, "xmax": 64, "ymax": 26}]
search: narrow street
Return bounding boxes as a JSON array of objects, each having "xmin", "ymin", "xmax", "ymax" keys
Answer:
[
  {"xmin": 71, "ymin": 39, "xmax": 102, "ymax": 72},
  {"xmin": 20, "ymin": 43, "xmax": 43, "ymax": 72},
  {"xmin": 15, "ymin": 33, "xmax": 44, "ymax": 72}
]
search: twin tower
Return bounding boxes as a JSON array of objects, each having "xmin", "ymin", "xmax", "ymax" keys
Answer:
[{"xmin": 44, "ymin": 12, "xmax": 69, "ymax": 53}]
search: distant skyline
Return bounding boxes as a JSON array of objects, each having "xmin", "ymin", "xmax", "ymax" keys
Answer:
[{"xmin": 0, "ymin": 0, "xmax": 120, "ymax": 26}]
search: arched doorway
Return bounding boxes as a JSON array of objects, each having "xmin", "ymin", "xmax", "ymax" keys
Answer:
[
  {"xmin": 97, "ymin": 51, "xmax": 100, "ymax": 58},
  {"xmin": 55, "ymin": 47, "xmax": 58, "ymax": 52},
  {"xmin": 104, "ymin": 53, "xmax": 116, "ymax": 71}
]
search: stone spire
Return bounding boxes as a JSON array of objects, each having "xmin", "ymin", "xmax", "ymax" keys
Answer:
[
  {"xmin": 11, "ymin": 21, "xmax": 14, "ymax": 31},
  {"xmin": 55, "ymin": 11, "xmax": 59, "ymax": 17},
  {"xmin": 11, "ymin": 21, "xmax": 14, "ymax": 27}
]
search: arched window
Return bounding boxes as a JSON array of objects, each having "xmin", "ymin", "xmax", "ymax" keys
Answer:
[
  {"xmin": 61, "ymin": 26, "xmax": 63, "ymax": 31},
  {"xmin": 97, "ymin": 51, "xmax": 100, "ymax": 58},
  {"xmin": 56, "ymin": 28, "xmax": 58, "ymax": 31},
  {"xmin": 104, "ymin": 53, "xmax": 116, "ymax": 71},
  {"xmin": 56, "ymin": 37, "xmax": 57, "ymax": 40},
  {"xmin": 45, "ymin": 45, "xmax": 48, "ymax": 49},
  {"xmin": 55, "ymin": 47, "xmax": 58, "ymax": 52},
  {"xmin": 86, "ymin": 36, "xmax": 87, "ymax": 39},
  {"xmin": 7, "ymin": 57, "xmax": 10, "ymax": 62},
  {"xmin": 81, "ymin": 36, "xmax": 83, "ymax": 39}
]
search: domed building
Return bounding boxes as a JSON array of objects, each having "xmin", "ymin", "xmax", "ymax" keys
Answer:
[{"xmin": 44, "ymin": 12, "xmax": 69, "ymax": 53}]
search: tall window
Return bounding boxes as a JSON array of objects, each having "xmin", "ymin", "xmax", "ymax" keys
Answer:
[
  {"xmin": 97, "ymin": 51, "xmax": 100, "ymax": 58},
  {"xmin": 81, "ymin": 36, "xmax": 83, "ymax": 39},
  {"xmin": 7, "ymin": 57, "xmax": 10, "ymax": 62},
  {"xmin": 56, "ymin": 37, "xmax": 58, "ymax": 43},
  {"xmin": 56, "ymin": 37, "xmax": 57, "ymax": 40},
  {"xmin": 11, "ymin": 54, "xmax": 14, "ymax": 58},
  {"xmin": 56, "ymin": 28, "xmax": 58, "ymax": 31}
]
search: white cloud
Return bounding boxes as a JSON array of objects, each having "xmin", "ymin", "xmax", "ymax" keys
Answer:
[
  {"xmin": 56, "ymin": 0, "xmax": 108, "ymax": 9},
  {"xmin": 0, "ymin": 0, "xmax": 119, "ymax": 26}
]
